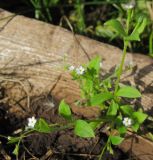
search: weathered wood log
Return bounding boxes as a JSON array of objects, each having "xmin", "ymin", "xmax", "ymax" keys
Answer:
[
  {"xmin": 0, "ymin": 9, "xmax": 153, "ymax": 160},
  {"xmin": 0, "ymin": 9, "xmax": 153, "ymax": 111},
  {"xmin": 119, "ymin": 132, "xmax": 153, "ymax": 160}
]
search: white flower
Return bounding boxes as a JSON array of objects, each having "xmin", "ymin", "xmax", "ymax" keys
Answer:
[
  {"xmin": 123, "ymin": 117, "xmax": 132, "ymax": 127},
  {"xmin": 68, "ymin": 65, "xmax": 75, "ymax": 71},
  {"xmin": 7, "ymin": 136, "xmax": 11, "ymax": 140},
  {"xmin": 27, "ymin": 116, "xmax": 37, "ymax": 129},
  {"xmin": 76, "ymin": 66, "xmax": 85, "ymax": 75},
  {"xmin": 122, "ymin": 0, "xmax": 135, "ymax": 10}
]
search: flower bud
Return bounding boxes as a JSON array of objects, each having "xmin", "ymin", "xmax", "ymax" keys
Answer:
[{"xmin": 122, "ymin": 0, "xmax": 136, "ymax": 10}]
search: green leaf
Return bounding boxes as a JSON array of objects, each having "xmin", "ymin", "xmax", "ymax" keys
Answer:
[
  {"xmin": 132, "ymin": 111, "xmax": 148, "ymax": 124},
  {"xmin": 74, "ymin": 120, "xmax": 95, "ymax": 138},
  {"xmin": 115, "ymin": 115, "xmax": 127, "ymax": 135},
  {"xmin": 13, "ymin": 144, "xmax": 19, "ymax": 156},
  {"xmin": 89, "ymin": 121, "xmax": 101, "ymax": 130},
  {"xmin": 95, "ymin": 25, "xmax": 117, "ymax": 40},
  {"xmin": 118, "ymin": 126, "xmax": 127, "ymax": 135},
  {"xmin": 107, "ymin": 100, "xmax": 119, "ymax": 116},
  {"xmin": 116, "ymin": 86, "xmax": 141, "ymax": 98},
  {"xmin": 120, "ymin": 105, "xmax": 134, "ymax": 116},
  {"xmin": 105, "ymin": 19, "xmax": 126, "ymax": 37},
  {"xmin": 107, "ymin": 142, "xmax": 114, "ymax": 155},
  {"xmin": 125, "ymin": 31, "xmax": 140, "ymax": 41},
  {"xmin": 115, "ymin": 115, "xmax": 122, "ymax": 125},
  {"xmin": 102, "ymin": 78, "xmax": 112, "ymax": 89},
  {"xmin": 125, "ymin": 17, "xmax": 147, "ymax": 41},
  {"xmin": 132, "ymin": 122, "xmax": 140, "ymax": 132},
  {"xmin": 90, "ymin": 92, "xmax": 113, "ymax": 106},
  {"xmin": 58, "ymin": 100, "xmax": 71, "ymax": 119},
  {"xmin": 110, "ymin": 135, "xmax": 124, "ymax": 145},
  {"xmin": 34, "ymin": 118, "xmax": 52, "ymax": 133},
  {"xmin": 7, "ymin": 137, "xmax": 20, "ymax": 144},
  {"xmin": 133, "ymin": 16, "xmax": 147, "ymax": 34},
  {"xmin": 88, "ymin": 56, "xmax": 101, "ymax": 73},
  {"xmin": 82, "ymin": 79, "xmax": 93, "ymax": 94}
]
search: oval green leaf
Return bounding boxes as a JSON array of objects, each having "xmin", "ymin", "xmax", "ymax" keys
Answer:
[
  {"xmin": 120, "ymin": 105, "xmax": 134, "ymax": 116},
  {"xmin": 89, "ymin": 121, "xmax": 101, "ymax": 130},
  {"xmin": 13, "ymin": 144, "xmax": 19, "ymax": 156},
  {"xmin": 104, "ymin": 19, "xmax": 126, "ymax": 37},
  {"xmin": 34, "ymin": 118, "xmax": 52, "ymax": 133},
  {"xmin": 58, "ymin": 100, "xmax": 71, "ymax": 119},
  {"xmin": 88, "ymin": 56, "xmax": 101, "ymax": 73},
  {"xmin": 90, "ymin": 92, "xmax": 113, "ymax": 106},
  {"xmin": 110, "ymin": 135, "xmax": 124, "ymax": 145},
  {"xmin": 116, "ymin": 86, "xmax": 141, "ymax": 98},
  {"xmin": 107, "ymin": 100, "xmax": 119, "ymax": 116},
  {"xmin": 74, "ymin": 120, "xmax": 95, "ymax": 138},
  {"xmin": 131, "ymin": 122, "xmax": 140, "ymax": 132},
  {"xmin": 132, "ymin": 111, "xmax": 148, "ymax": 124}
]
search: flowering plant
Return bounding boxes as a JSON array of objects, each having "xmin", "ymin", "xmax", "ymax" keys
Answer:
[
  {"xmin": 64, "ymin": 55, "xmax": 147, "ymax": 158},
  {"xmin": 58, "ymin": 5, "xmax": 148, "ymax": 159},
  {"xmin": 6, "ymin": 4, "xmax": 148, "ymax": 160}
]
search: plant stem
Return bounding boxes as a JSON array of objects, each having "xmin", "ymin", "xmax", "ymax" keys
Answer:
[
  {"xmin": 114, "ymin": 40, "xmax": 128, "ymax": 94},
  {"xmin": 0, "ymin": 134, "xmax": 8, "ymax": 139},
  {"xmin": 114, "ymin": 9, "xmax": 132, "ymax": 94},
  {"xmin": 98, "ymin": 138, "xmax": 109, "ymax": 160},
  {"xmin": 126, "ymin": 9, "xmax": 132, "ymax": 35}
]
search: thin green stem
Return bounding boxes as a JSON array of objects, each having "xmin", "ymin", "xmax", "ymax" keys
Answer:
[
  {"xmin": 114, "ymin": 40, "xmax": 128, "ymax": 94},
  {"xmin": 114, "ymin": 8, "xmax": 132, "ymax": 94},
  {"xmin": 0, "ymin": 134, "xmax": 8, "ymax": 139},
  {"xmin": 23, "ymin": 129, "xmax": 35, "ymax": 136},
  {"xmin": 126, "ymin": 9, "xmax": 132, "ymax": 35},
  {"xmin": 98, "ymin": 138, "xmax": 110, "ymax": 160},
  {"xmin": 16, "ymin": 137, "xmax": 22, "ymax": 160},
  {"xmin": 149, "ymin": 30, "xmax": 153, "ymax": 56}
]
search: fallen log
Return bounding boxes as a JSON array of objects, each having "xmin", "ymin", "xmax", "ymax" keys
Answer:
[{"xmin": 0, "ymin": 9, "xmax": 153, "ymax": 160}]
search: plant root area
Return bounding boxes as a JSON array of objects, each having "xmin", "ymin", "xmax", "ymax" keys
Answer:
[{"xmin": 0, "ymin": 89, "xmax": 130, "ymax": 160}]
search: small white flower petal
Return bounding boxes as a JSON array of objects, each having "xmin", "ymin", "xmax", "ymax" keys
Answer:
[
  {"xmin": 76, "ymin": 66, "xmax": 85, "ymax": 75},
  {"xmin": 69, "ymin": 65, "xmax": 75, "ymax": 71},
  {"xmin": 122, "ymin": 0, "xmax": 135, "ymax": 10},
  {"xmin": 8, "ymin": 136, "xmax": 11, "ymax": 140},
  {"xmin": 123, "ymin": 117, "xmax": 132, "ymax": 127},
  {"xmin": 127, "ymin": 119, "xmax": 132, "ymax": 126},
  {"xmin": 27, "ymin": 116, "xmax": 37, "ymax": 129}
]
